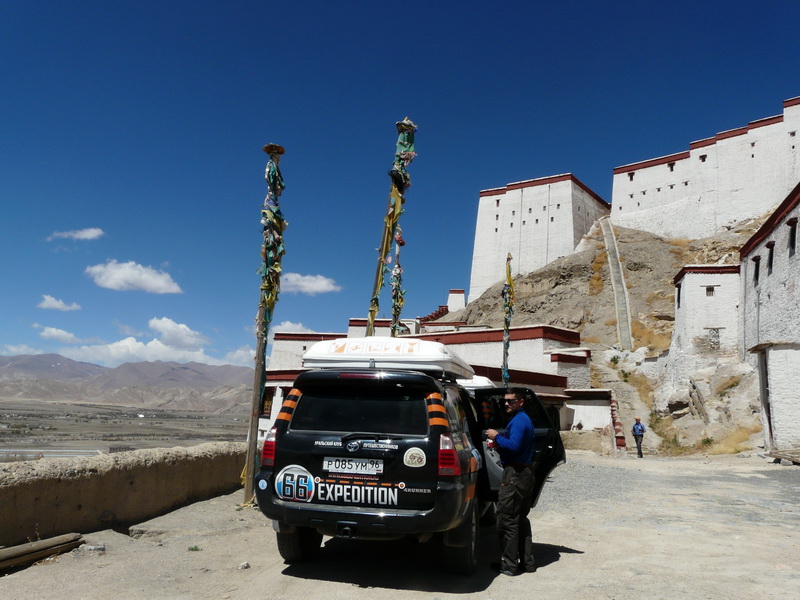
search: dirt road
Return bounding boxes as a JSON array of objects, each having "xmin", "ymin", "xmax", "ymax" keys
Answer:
[{"xmin": 2, "ymin": 451, "xmax": 798, "ymax": 600}]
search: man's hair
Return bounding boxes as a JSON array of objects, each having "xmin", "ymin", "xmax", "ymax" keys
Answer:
[{"xmin": 505, "ymin": 387, "xmax": 527, "ymax": 401}]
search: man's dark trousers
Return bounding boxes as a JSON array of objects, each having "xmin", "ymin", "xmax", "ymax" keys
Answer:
[
  {"xmin": 497, "ymin": 464, "xmax": 536, "ymax": 573},
  {"xmin": 634, "ymin": 434, "xmax": 644, "ymax": 458}
]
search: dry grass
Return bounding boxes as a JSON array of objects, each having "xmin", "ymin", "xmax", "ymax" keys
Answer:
[
  {"xmin": 627, "ymin": 372, "xmax": 654, "ymax": 410},
  {"xmin": 707, "ymin": 424, "xmax": 763, "ymax": 455},
  {"xmin": 715, "ymin": 375, "xmax": 741, "ymax": 397},
  {"xmin": 582, "ymin": 335, "xmax": 601, "ymax": 344},
  {"xmin": 668, "ymin": 238, "xmax": 693, "ymax": 266},
  {"xmin": 631, "ymin": 319, "xmax": 672, "ymax": 351},
  {"xmin": 604, "ymin": 318, "xmax": 617, "ymax": 327},
  {"xmin": 645, "ymin": 290, "xmax": 671, "ymax": 305},
  {"xmin": 588, "ymin": 252, "xmax": 607, "ymax": 296}
]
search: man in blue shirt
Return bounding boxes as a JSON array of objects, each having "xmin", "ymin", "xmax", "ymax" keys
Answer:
[
  {"xmin": 486, "ymin": 388, "xmax": 536, "ymax": 575},
  {"xmin": 632, "ymin": 417, "xmax": 646, "ymax": 458}
]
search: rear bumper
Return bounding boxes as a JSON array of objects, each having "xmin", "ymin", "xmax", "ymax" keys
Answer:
[{"xmin": 255, "ymin": 470, "xmax": 473, "ymax": 539}]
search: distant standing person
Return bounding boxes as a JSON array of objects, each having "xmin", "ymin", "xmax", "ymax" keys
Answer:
[
  {"xmin": 632, "ymin": 417, "xmax": 646, "ymax": 458},
  {"xmin": 486, "ymin": 388, "xmax": 536, "ymax": 576}
]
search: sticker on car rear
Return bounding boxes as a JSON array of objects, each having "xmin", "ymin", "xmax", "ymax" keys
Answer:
[
  {"xmin": 403, "ymin": 447, "xmax": 426, "ymax": 467},
  {"xmin": 275, "ymin": 465, "xmax": 316, "ymax": 502}
]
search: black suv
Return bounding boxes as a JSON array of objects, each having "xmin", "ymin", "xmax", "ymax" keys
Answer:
[{"xmin": 255, "ymin": 364, "xmax": 565, "ymax": 574}]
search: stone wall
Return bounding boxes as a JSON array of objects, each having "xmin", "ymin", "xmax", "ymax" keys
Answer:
[{"xmin": 0, "ymin": 442, "xmax": 246, "ymax": 547}]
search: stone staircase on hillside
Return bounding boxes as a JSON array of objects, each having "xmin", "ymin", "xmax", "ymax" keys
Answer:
[{"xmin": 599, "ymin": 217, "xmax": 634, "ymax": 351}]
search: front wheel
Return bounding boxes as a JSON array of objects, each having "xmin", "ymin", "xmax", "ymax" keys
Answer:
[
  {"xmin": 443, "ymin": 503, "xmax": 479, "ymax": 575},
  {"xmin": 276, "ymin": 526, "xmax": 322, "ymax": 562}
]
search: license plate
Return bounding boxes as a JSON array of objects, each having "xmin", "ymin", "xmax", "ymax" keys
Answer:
[{"xmin": 323, "ymin": 457, "xmax": 384, "ymax": 475}]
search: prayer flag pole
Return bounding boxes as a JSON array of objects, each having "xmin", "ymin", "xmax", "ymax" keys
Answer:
[
  {"xmin": 366, "ymin": 118, "xmax": 417, "ymax": 336},
  {"xmin": 501, "ymin": 253, "xmax": 515, "ymax": 386},
  {"xmin": 244, "ymin": 143, "xmax": 287, "ymax": 503}
]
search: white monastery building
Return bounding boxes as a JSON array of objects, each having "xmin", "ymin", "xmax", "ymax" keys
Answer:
[
  {"xmin": 739, "ymin": 181, "xmax": 800, "ymax": 451},
  {"xmin": 611, "ymin": 97, "xmax": 800, "ymax": 240},
  {"xmin": 468, "ymin": 174, "xmax": 610, "ymax": 302}
]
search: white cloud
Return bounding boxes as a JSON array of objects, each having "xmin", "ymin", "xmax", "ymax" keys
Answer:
[
  {"xmin": 267, "ymin": 320, "xmax": 315, "ymax": 344},
  {"xmin": 85, "ymin": 259, "xmax": 183, "ymax": 293},
  {"xmin": 61, "ymin": 337, "xmax": 226, "ymax": 368},
  {"xmin": 223, "ymin": 346, "xmax": 256, "ymax": 367},
  {"xmin": 1, "ymin": 344, "xmax": 44, "ymax": 356},
  {"xmin": 37, "ymin": 326, "xmax": 81, "ymax": 344},
  {"xmin": 47, "ymin": 227, "xmax": 105, "ymax": 242},
  {"xmin": 282, "ymin": 273, "xmax": 342, "ymax": 295},
  {"xmin": 148, "ymin": 317, "xmax": 209, "ymax": 351},
  {"xmin": 37, "ymin": 294, "xmax": 81, "ymax": 311}
]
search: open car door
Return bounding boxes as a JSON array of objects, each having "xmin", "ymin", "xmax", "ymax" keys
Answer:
[{"xmin": 472, "ymin": 387, "xmax": 566, "ymax": 507}]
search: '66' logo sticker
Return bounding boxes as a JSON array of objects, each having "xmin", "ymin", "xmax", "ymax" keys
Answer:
[{"xmin": 275, "ymin": 465, "xmax": 316, "ymax": 502}]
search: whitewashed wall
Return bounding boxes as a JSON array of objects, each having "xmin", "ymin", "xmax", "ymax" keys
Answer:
[
  {"xmin": 740, "ymin": 203, "xmax": 800, "ymax": 353},
  {"xmin": 611, "ymin": 99, "xmax": 800, "ymax": 239},
  {"xmin": 468, "ymin": 176, "xmax": 609, "ymax": 302},
  {"xmin": 764, "ymin": 346, "xmax": 800, "ymax": 449}
]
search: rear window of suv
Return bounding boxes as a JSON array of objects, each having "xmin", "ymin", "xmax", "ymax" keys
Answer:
[{"xmin": 290, "ymin": 382, "xmax": 430, "ymax": 435}]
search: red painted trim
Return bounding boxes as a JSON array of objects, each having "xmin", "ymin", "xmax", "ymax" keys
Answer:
[
  {"xmin": 673, "ymin": 265, "xmax": 740, "ymax": 285},
  {"xmin": 564, "ymin": 389, "xmax": 612, "ymax": 400},
  {"xmin": 749, "ymin": 115, "xmax": 783, "ymax": 129},
  {"xmin": 740, "ymin": 180, "xmax": 800, "ymax": 258},
  {"xmin": 448, "ymin": 289, "xmax": 465, "ymax": 294},
  {"xmin": 480, "ymin": 173, "xmax": 609, "ymax": 209},
  {"xmin": 615, "ymin": 100, "xmax": 795, "ymax": 173},
  {"xmin": 550, "ymin": 353, "xmax": 588, "ymax": 364},
  {"xmin": 348, "ymin": 318, "xmax": 393, "ymax": 327},
  {"xmin": 613, "ymin": 151, "xmax": 689, "ymax": 174},
  {"xmin": 272, "ymin": 332, "xmax": 342, "ymax": 342},
  {"xmin": 411, "ymin": 325, "xmax": 581, "ymax": 345},
  {"xmin": 784, "ymin": 96, "xmax": 800, "ymax": 108},
  {"xmin": 265, "ymin": 369, "xmax": 305, "ymax": 381},
  {"xmin": 470, "ymin": 364, "xmax": 567, "ymax": 388},
  {"xmin": 715, "ymin": 126, "xmax": 749, "ymax": 141}
]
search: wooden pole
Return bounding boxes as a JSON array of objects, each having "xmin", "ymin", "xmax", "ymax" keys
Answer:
[
  {"xmin": 366, "ymin": 118, "xmax": 416, "ymax": 336},
  {"xmin": 243, "ymin": 143, "xmax": 286, "ymax": 503}
]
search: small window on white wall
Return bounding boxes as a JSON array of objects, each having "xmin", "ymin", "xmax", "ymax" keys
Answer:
[{"xmin": 706, "ymin": 286, "xmax": 714, "ymax": 297}]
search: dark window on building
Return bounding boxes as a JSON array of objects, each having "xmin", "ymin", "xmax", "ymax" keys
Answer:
[
  {"xmin": 676, "ymin": 284, "xmax": 681, "ymax": 309},
  {"xmin": 766, "ymin": 241, "xmax": 775, "ymax": 274},
  {"xmin": 496, "ymin": 199, "xmax": 500, "ymax": 207},
  {"xmin": 752, "ymin": 256, "xmax": 761, "ymax": 286},
  {"xmin": 550, "ymin": 216, "xmax": 554, "ymax": 222},
  {"xmin": 496, "ymin": 214, "xmax": 499, "ymax": 220},
  {"xmin": 668, "ymin": 162, "xmax": 675, "ymax": 172},
  {"xmin": 512, "ymin": 210, "xmax": 515, "ymax": 216},
  {"xmin": 522, "ymin": 220, "xmax": 526, "ymax": 225},
  {"xmin": 788, "ymin": 218, "xmax": 798, "ymax": 257},
  {"xmin": 510, "ymin": 222, "xmax": 513, "ymax": 228},
  {"xmin": 700, "ymin": 154, "xmax": 707, "ymax": 162},
  {"xmin": 528, "ymin": 207, "xmax": 532, "ymax": 213},
  {"xmin": 628, "ymin": 172, "xmax": 635, "ymax": 181},
  {"xmin": 535, "ymin": 219, "xmax": 539, "ymax": 224},
  {"xmin": 706, "ymin": 286, "xmax": 715, "ymax": 297},
  {"xmin": 556, "ymin": 203, "xmax": 560, "ymax": 209}
]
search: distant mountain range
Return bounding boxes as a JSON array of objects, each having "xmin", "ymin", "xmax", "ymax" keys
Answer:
[
  {"xmin": 0, "ymin": 354, "xmax": 253, "ymax": 389},
  {"xmin": 0, "ymin": 354, "xmax": 255, "ymax": 412}
]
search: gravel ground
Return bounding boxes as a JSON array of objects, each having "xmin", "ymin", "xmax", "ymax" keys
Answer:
[{"xmin": 2, "ymin": 450, "xmax": 799, "ymax": 600}]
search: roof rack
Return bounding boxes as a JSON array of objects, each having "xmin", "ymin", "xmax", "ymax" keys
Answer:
[{"xmin": 302, "ymin": 336, "xmax": 474, "ymax": 380}]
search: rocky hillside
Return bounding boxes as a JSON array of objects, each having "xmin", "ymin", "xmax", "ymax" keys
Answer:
[{"xmin": 448, "ymin": 216, "xmax": 768, "ymax": 352}]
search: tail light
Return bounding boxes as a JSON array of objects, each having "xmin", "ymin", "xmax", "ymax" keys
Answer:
[
  {"xmin": 260, "ymin": 427, "xmax": 277, "ymax": 467},
  {"xmin": 438, "ymin": 433, "xmax": 462, "ymax": 477}
]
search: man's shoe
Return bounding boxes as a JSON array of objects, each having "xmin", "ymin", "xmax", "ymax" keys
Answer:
[
  {"xmin": 523, "ymin": 565, "xmax": 537, "ymax": 573},
  {"xmin": 490, "ymin": 562, "xmax": 519, "ymax": 576}
]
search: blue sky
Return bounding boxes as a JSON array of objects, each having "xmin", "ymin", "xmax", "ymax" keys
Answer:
[{"xmin": 2, "ymin": 1, "xmax": 799, "ymax": 367}]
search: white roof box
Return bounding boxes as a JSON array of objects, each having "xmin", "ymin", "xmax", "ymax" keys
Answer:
[{"xmin": 302, "ymin": 336, "xmax": 475, "ymax": 379}]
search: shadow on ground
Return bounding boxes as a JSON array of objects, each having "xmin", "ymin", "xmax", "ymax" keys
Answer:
[{"xmin": 281, "ymin": 525, "xmax": 583, "ymax": 593}]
